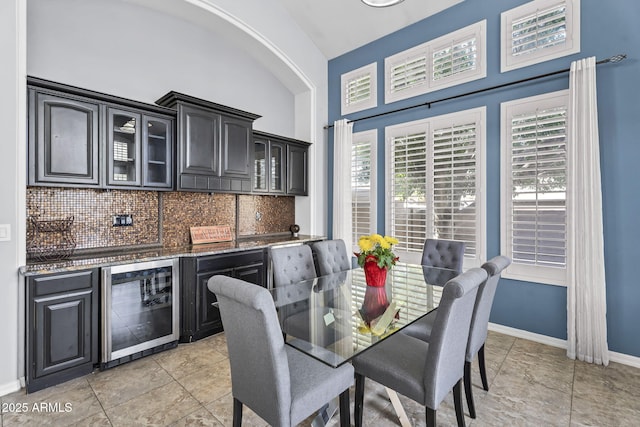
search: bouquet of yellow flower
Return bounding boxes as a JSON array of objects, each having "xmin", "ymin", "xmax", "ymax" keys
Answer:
[{"xmin": 355, "ymin": 234, "xmax": 399, "ymax": 270}]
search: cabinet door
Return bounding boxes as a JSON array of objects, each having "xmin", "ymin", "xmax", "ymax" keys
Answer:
[
  {"xmin": 107, "ymin": 108, "xmax": 142, "ymax": 186},
  {"xmin": 195, "ymin": 269, "xmax": 232, "ymax": 336},
  {"xmin": 234, "ymin": 263, "xmax": 267, "ymax": 288},
  {"xmin": 221, "ymin": 115, "xmax": 252, "ymax": 178},
  {"xmin": 29, "ymin": 91, "xmax": 100, "ymax": 186},
  {"xmin": 287, "ymin": 143, "xmax": 309, "ymax": 196},
  {"xmin": 27, "ymin": 269, "xmax": 98, "ymax": 393},
  {"xmin": 179, "ymin": 104, "xmax": 220, "ymax": 176},
  {"xmin": 270, "ymin": 141, "xmax": 286, "ymax": 194},
  {"xmin": 253, "ymin": 139, "xmax": 268, "ymax": 192},
  {"xmin": 143, "ymin": 115, "xmax": 173, "ymax": 188}
]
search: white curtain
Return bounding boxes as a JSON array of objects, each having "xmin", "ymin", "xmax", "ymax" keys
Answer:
[
  {"xmin": 332, "ymin": 119, "xmax": 353, "ymax": 244},
  {"xmin": 566, "ymin": 57, "xmax": 609, "ymax": 365}
]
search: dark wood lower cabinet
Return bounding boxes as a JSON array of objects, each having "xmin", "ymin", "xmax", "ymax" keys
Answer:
[
  {"xmin": 180, "ymin": 249, "xmax": 267, "ymax": 342},
  {"xmin": 26, "ymin": 269, "xmax": 99, "ymax": 393}
]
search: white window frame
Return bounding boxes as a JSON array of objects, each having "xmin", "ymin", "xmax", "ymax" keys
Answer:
[
  {"xmin": 385, "ymin": 107, "xmax": 486, "ymax": 269},
  {"xmin": 351, "ymin": 129, "xmax": 378, "ymax": 253},
  {"xmin": 385, "ymin": 20, "xmax": 486, "ymax": 104},
  {"xmin": 501, "ymin": 0, "xmax": 580, "ymax": 73},
  {"xmin": 500, "ymin": 90, "xmax": 569, "ymax": 286},
  {"xmin": 341, "ymin": 62, "xmax": 378, "ymax": 115}
]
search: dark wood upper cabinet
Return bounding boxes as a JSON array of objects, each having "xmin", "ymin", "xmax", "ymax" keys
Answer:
[
  {"xmin": 27, "ymin": 77, "xmax": 175, "ymax": 190},
  {"xmin": 156, "ymin": 91, "xmax": 260, "ymax": 193},
  {"xmin": 253, "ymin": 131, "xmax": 309, "ymax": 196},
  {"xmin": 28, "ymin": 90, "xmax": 100, "ymax": 187}
]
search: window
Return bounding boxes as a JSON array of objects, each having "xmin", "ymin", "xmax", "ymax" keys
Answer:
[
  {"xmin": 385, "ymin": 21, "xmax": 486, "ymax": 104},
  {"xmin": 341, "ymin": 62, "xmax": 377, "ymax": 115},
  {"xmin": 501, "ymin": 0, "xmax": 580, "ymax": 72},
  {"xmin": 351, "ymin": 130, "xmax": 377, "ymax": 252},
  {"xmin": 501, "ymin": 90, "xmax": 569, "ymax": 285},
  {"xmin": 386, "ymin": 107, "xmax": 486, "ymax": 268}
]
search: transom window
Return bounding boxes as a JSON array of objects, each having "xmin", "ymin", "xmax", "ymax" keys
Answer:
[
  {"xmin": 385, "ymin": 21, "xmax": 486, "ymax": 104},
  {"xmin": 341, "ymin": 62, "xmax": 378, "ymax": 115},
  {"xmin": 501, "ymin": 0, "xmax": 580, "ymax": 72}
]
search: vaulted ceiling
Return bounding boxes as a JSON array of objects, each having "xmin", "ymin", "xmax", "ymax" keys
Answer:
[{"xmin": 277, "ymin": 0, "xmax": 463, "ymax": 59}]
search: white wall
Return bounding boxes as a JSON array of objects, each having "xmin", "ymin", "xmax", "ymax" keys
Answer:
[
  {"xmin": 0, "ymin": 0, "xmax": 26, "ymax": 395},
  {"xmin": 28, "ymin": 0, "xmax": 295, "ymax": 136},
  {"xmin": 0, "ymin": 0, "xmax": 327, "ymax": 395}
]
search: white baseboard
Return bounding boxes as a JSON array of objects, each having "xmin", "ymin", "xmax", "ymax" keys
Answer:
[
  {"xmin": 0, "ymin": 379, "xmax": 22, "ymax": 397},
  {"xmin": 488, "ymin": 322, "xmax": 567, "ymax": 349},
  {"xmin": 488, "ymin": 322, "xmax": 640, "ymax": 369}
]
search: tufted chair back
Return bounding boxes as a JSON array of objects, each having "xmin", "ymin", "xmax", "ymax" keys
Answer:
[
  {"xmin": 421, "ymin": 238, "xmax": 466, "ymax": 273},
  {"xmin": 270, "ymin": 244, "xmax": 317, "ymax": 286},
  {"xmin": 311, "ymin": 239, "xmax": 352, "ymax": 276}
]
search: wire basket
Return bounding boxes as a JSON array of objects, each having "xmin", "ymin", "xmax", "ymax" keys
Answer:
[{"xmin": 27, "ymin": 216, "xmax": 77, "ymax": 261}]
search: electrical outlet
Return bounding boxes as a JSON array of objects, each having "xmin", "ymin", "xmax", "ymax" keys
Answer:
[{"xmin": 112, "ymin": 214, "xmax": 133, "ymax": 226}]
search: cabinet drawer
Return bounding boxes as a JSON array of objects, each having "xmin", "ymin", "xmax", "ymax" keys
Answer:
[
  {"xmin": 30, "ymin": 270, "xmax": 97, "ymax": 297},
  {"xmin": 196, "ymin": 249, "xmax": 265, "ymax": 272}
]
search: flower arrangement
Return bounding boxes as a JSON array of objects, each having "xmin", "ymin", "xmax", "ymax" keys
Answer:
[{"xmin": 355, "ymin": 234, "xmax": 399, "ymax": 270}]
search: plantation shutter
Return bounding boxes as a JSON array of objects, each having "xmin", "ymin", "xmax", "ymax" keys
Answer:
[
  {"xmin": 509, "ymin": 106, "xmax": 567, "ymax": 267},
  {"xmin": 389, "ymin": 131, "xmax": 428, "ymax": 255},
  {"xmin": 345, "ymin": 74, "xmax": 372, "ymax": 107},
  {"xmin": 511, "ymin": 2, "xmax": 567, "ymax": 57},
  {"xmin": 389, "ymin": 54, "xmax": 428, "ymax": 95},
  {"xmin": 432, "ymin": 36, "xmax": 478, "ymax": 81},
  {"xmin": 351, "ymin": 139, "xmax": 373, "ymax": 249},
  {"xmin": 430, "ymin": 121, "xmax": 478, "ymax": 257}
]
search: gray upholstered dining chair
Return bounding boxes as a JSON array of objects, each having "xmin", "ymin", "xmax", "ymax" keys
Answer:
[
  {"xmin": 208, "ymin": 275, "xmax": 353, "ymax": 427},
  {"xmin": 421, "ymin": 238, "xmax": 466, "ymax": 272},
  {"xmin": 402, "ymin": 255, "xmax": 511, "ymax": 419},
  {"xmin": 352, "ymin": 267, "xmax": 488, "ymax": 427},
  {"xmin": 311, "ymin": 239, "xmax": 352, "ymax": 275}
]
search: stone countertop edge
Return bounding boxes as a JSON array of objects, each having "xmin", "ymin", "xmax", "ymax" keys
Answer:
[{"xmin": 19, "ymin": 234, "xmax": 326, "ymax": 276}]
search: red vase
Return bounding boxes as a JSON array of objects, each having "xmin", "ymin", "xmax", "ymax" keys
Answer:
[{"xmin": 364, "ymin": 260, "xmax": 388, "ymax": 287}]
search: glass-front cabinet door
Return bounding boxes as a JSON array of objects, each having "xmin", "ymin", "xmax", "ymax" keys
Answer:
[
  {"xmin": 269, "ymin": 141, "xmax": 286, "ymax": 194},
  {"xmin": 143, "ymin": 116, "xmax": 172, "ymax": 188},
  {"xmin": 254, "ymin": 139, "xmax": 268, "ymax": 192},
  {"xmin": 108, "ymin": 108, "xmax": 141, "ymax": 186}
]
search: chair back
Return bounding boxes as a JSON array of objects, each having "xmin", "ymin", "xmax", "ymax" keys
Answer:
[
  {"xmin": 270, "ymin": 244, "xmax": 317, "ymax": 286},
  {"xmin": 421, "ymin": 238, "xmax": 465, "ymax": 272},
  {"xmin": 311, "ymin": 239, "xmax": 351, "ymax": 275},
  {"xmin": 466, "ymin": 255, "xmax": 512, "ymax": 360},
  {"xmin": 423, "ymin": 267, "xmax": 487, "ymax": 408},
  {"xmin": 208, "ymin": 275, "xmax": 293, "ymax": 426}
]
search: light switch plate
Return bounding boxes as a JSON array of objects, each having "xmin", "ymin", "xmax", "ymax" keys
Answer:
[{"xmin": 0, "ymin": 224, "xmax": 11, "ymax": 241}]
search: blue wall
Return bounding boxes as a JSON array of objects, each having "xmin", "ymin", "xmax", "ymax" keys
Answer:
[{"xmin": 328, "ymin": 0, "xmax": 640, "ymax": 357}]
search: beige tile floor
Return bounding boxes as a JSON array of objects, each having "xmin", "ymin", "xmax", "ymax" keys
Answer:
[{"xmin": 2, "ymin": 331, "xmax": 639, "ymax": 426}]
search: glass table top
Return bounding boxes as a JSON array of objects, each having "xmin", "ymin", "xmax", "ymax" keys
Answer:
[{"xmin": 269, "ymin": 263, "xmax": 458, "ymax": 367}]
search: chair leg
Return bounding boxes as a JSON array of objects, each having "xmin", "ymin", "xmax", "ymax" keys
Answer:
[
  {"xmin": 464, "ymin": 361, "xmax": 476, "ymax": 419},
  {"xmin": 339, "ymin": 389, "xmax": 350, "ymax": 427},
  {"xmin": 453, "ymin": 379, "xmax": 466, "ymax": 427},
  {"xmin": 232, "ymin": 397, "xmax": 243, "ymax": 427},
  {"xmin": 426, "ymin": 407, "xmax": 436, "ymax": 427},
  {"xmin": 478, "ymin": 344, "xmax": 489, "ymax": 391},
  {"xmin": 355, "ymin": 373, "xmax": 365, "ymax": 427}
]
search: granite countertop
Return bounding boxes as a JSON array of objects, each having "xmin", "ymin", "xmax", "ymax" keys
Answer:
[{"xmin": 20, "ymin": 234, "xmax": 325, "ymax": 276}]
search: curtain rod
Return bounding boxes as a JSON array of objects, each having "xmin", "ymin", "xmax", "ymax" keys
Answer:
[{"xmin": 325, "ymin": 54, "xmax": 627, "ymax": 130}]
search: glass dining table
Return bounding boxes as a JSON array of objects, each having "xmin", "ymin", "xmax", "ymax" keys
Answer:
[
  {"xmin": 269, "ymin": 263, "xmax": 459, "ymax": 367},
  {"xmin": 268, "ymin": 263, "xmax": 459, "ymax": 427}
]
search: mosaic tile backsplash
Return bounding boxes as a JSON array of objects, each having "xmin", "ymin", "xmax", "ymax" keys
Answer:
[
  {"xmin": 26, "ymin": 187, "xmax": 295, "ymax": 255},
  {"xmin": 237, "ymin": 195, "xmax": 295, "ymax": 236}
]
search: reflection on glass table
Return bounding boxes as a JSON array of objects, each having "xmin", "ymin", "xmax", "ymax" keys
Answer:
[{"xmin": 269, "ymin": 263, "xmax": 458, "ymax": 368}]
